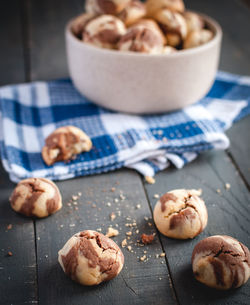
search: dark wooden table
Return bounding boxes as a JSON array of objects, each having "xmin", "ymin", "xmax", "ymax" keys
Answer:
[{"xmin": 0, "ymin": 1, "xmax": 249, "ymax": 304}]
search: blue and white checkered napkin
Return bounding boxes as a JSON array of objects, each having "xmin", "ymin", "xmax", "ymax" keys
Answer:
[{"xmin": 0, "ymin": 71, "xmax": 249, "ymax": 183}]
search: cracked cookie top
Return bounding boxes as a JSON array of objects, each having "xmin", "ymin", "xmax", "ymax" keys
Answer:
[
  {"xmin": 192, "ymin": 235, "xmax": 250, "ymax": 290},
  {"xmin": 9, "ymin": 178, "xmax": 62, "ymax": 218},
  {"xmin": 153, "ymin": 189, "xmax": 208, "ymax": 239},
  {"xmin": 42, "ymin": 126, "xmax": 92, "ymax": 166},
  {"xmin": 58, "ymin": 230, "xmax": 124, "ymax": 286}
]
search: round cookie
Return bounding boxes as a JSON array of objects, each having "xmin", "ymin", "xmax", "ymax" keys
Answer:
[
  {"xmin": 183, "ymin": 11, "xmax": 204, "ymax": 34},
  {"xmin": 162, "ymin": 46, "xmax": 177, "ymax": 54},
  {"xmin": 183, "ymin": 29, "xmax": 213, "ymax": 49},
  {"xmin": 192, "ymin": 235, "xmax": 250, "ymax": 290},
  {"xmin": 71, "ymin": 13, "xmax": 96, "ymax": 38},
  {"xmin": 82, "ymin": 14, "xmax": 126, "ymax": 49},
  {"xmin": 58, "ymin": 230, "xmax": 124, "ymax": 286},
  {"xmin": 9, "ymin": 178, "xmax": 62, "ymax": 218},
  {"xmin": 85, "ymin": 0, "xmax": 131, "ymax": 15},
  {"xmin": 153, "ymin": 189, "xmax": 208, "ymax": 239},
  {"xmin": 118, "ymin": 0, "xmax": 146, "ymax": 27},
  {"xmin": 42, "ymin": 126, "xmax": 92, "ymax": 166},
  {"xmin": 146, "ymin": 0, "xmax": 185, "ymax": 17},
  {"xmin": 154, "ymin": 8, "xmax": 187, "ymax": 47},
  {"xmin": 118, "ymin": 21, "xmax": 165, "ymax": 54}
]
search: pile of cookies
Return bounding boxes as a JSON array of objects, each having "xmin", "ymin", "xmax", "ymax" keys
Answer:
[
  {"xmin": 71, "ymin": 0, "xmax": 214, "ymax": 54},
  {"xmin": 8, "ymin": 125, "xmax": 250, "ymax": 289}
]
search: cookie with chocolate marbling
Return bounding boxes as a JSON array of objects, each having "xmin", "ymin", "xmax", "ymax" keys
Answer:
[
  {"xmin": 58, "ymin": 230, "xmax": 124, "ymax": 286},
  {"xmin": 118, "ymin": 0, "xmax": 146, "ymax": 27},
  {"xmin": 183, "ymin": 11, "xmax": 204, "ymax": 34},
  {"xmin": 183, "ymin": 29, "xmax": 213, "ymax": 49},
  {"xmin": 118, "ymin": 20, "xmax": 165, "ymax": 54},
  {"xmin": 192, "ymin": 235, "xmax": 250, "ymax": 290},
  {"xmin": 9, "ymin": 178, "xmax": 62, "ymax": 218},
  {"xmin": 154, "ymin": 8, "xmax": 187, "ymax": 47},
  {"xmin": 146, "ymin": 0, "xmax": 185, "ymax": 16},
  {"xmin": 42, "ymin": 126, "xmax": 92, "ymax": 166},
  {"xmin": 85, "ymin": 0, "xmax": 130, "ymax": 15},
  {"xmin": 153, "ymin": 189, "xmax": 208, "ymax": 239},
  {"xmin": 82, "ymin": 14, "xmax": 126, "ymax": 49},
  {"xmin": 71, "ymin": 13, "xmax": 96, "ymax": 38}
]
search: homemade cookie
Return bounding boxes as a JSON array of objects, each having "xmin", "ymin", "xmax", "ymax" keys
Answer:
[
  {"xmin": 9, "ymin": 178, "xmax": 62, "ymax": 218},
  {"xmin": 146, "ymin": 0, "xmax": 185, "ymax": 16},
  {"xmin": 71, "ymin": 13, "xmax": 96, "ymax": 38},
  {"xmin": 183, "ymin": 11, "xmax": 204, "ymax": 34},
  {"xmin": 42, "ymin": 126, "xmax": 92, "ymax": 166},
  {"xmin": 58, "ymin": 230, "xmax": 124, "ymax": 286},
  {"xmin": 85, "ymin": 0, "xmax": 130, "ymax": 15},
  {"xmin": 154, "ymin": 8, "xmax": 187, "ymax": 47},
  {"xmin": 153, "ymin": 189, "xmax": 208, "ymax": 239},
  {"xmin": 82, "ymin": 14, "xmax": 126, "ymax": 49},
  {"xmin": 118, "ymin": 20, "xmax": 165, "ymax": 54},
  {"xmin": 118, "ymin": 0, "xmax": 146, "ymax": 26},
  {"xmin": 183, "ymin": 29, "xmax": 213, "ymax": 49},
  {"xmin": 192, "ymin": 235, "xmax": 250, "ymax": 290}
]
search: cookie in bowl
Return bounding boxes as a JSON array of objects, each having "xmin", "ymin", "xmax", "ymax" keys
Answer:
[
  {"xmin": 82, "ymin": 14, "xmax": 126, "ymax": 49},
  {"xmin": 118, "ymin": 0, "xmax": 146, "ymax": 26},
  {"xmin": 118, "ymin": 19, "xmax": 165, "ymax": 54},
  {"xmin": 85, "ymin": 0, "xmax": 131, "ymax": 15}
]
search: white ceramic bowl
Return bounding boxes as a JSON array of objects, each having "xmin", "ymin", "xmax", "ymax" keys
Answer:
[{"xmin": 65, "ymin": 13, "xmax": 222, "ymax": 114}]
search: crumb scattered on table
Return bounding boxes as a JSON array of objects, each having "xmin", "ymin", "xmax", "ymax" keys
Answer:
[{"xmin": 106, "ymin": 227, "xmax": 119, "ymax": 237}]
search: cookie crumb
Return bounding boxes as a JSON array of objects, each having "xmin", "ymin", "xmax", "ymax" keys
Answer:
[
  {"xmin": 141, "ymin": 233, "xmax": 155, "ymax": 244},
  {"xmin": 126, "ymin": 231, "xmax": 132, "ymax": 236},
  {"xmin": 111, "ymin": 187, "xmax": 116, "ymax": 192},
  {"xmin": 110, "ymin": 212, "xmax": 116, "ymax": 221},
  {"xmin": 154, "ymin": 194, "xmax": 160, "ymax": 199},
  {"xmin": 127, "ymin": 246, "xmax": 132, "ymax": 252},
  {"xmin": 114, "ymin": 198, "xmax": 119, "ymax": 203},
  {"xmin": 145, "ymin": 176, "xmax": 155, "ymax": 184},
  {"xmin": 121, "ymin": 239, "xmax": 127, "ymax": 248},
  {"xmin": 72, "ymin": 195, "xmax": 78, "ymax": 201},
  {"xmin": 216, "ymin": 189, "xmax": 221, "ymax": 194},
  {"xmin": 120, "ymin": 194, "xmax": 126, "ymax": 200},
  {"xmin": 136, "ymin": 204, "xmax": 141, "ymax": 209},
  {"xmin": 225, "ymin": 183, "xmax": 231, "ymax": 190},
  {"xmin": 6, "ymin": 224, "xmax": 12, "ymax": 230},
  {"xmin": 106, "ymin": 227, "xmax": 119, "ymax": 237},
  {"xmin": 140, "ymin": 255, "xmax": 147, "ymax": 262},
  {"xmin": 106, "ymin": 202, "xmax": 111, "ymax": 207},
  {"xmin": 159, "ymin": 253, "xmax": 166, "ymax": 257},
  {"xmin": 96, "ymin": 228, "xmax": 102, "ymax": 232},
  {"xmin": 7, "ymin": 251, "xmax": 13, "ymax": 256}
]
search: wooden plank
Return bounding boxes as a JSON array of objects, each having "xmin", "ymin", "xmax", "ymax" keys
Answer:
[
  {"xmin": 185, "ymin": 0, "xmax": 250, "ymax": 74},
  {"xmin": 0, "ymin": 164, "xmax": 37, "ymax": 305},
  {"xmin": 28, "ymin": 0, "xmax": 83, "ymax": 80},
  {"xmin": 0, "ymin": 0, "xmax": 26, "ymax": 85},
  {"xmin": 227, "ymin": 117, "xmax": 250, "ymax": 188},
  {"xmin": 144, "ymin": 151, "xmax": 250, "ymax": 305},
  {"xmin": 35, "ymin": 170, "xmax": 177, "ymax": 305}
]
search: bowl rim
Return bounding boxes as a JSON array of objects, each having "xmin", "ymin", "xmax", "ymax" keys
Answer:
[{"xmin": 65, "ymin": 11, "xmax": 222, "ymax": 58}]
